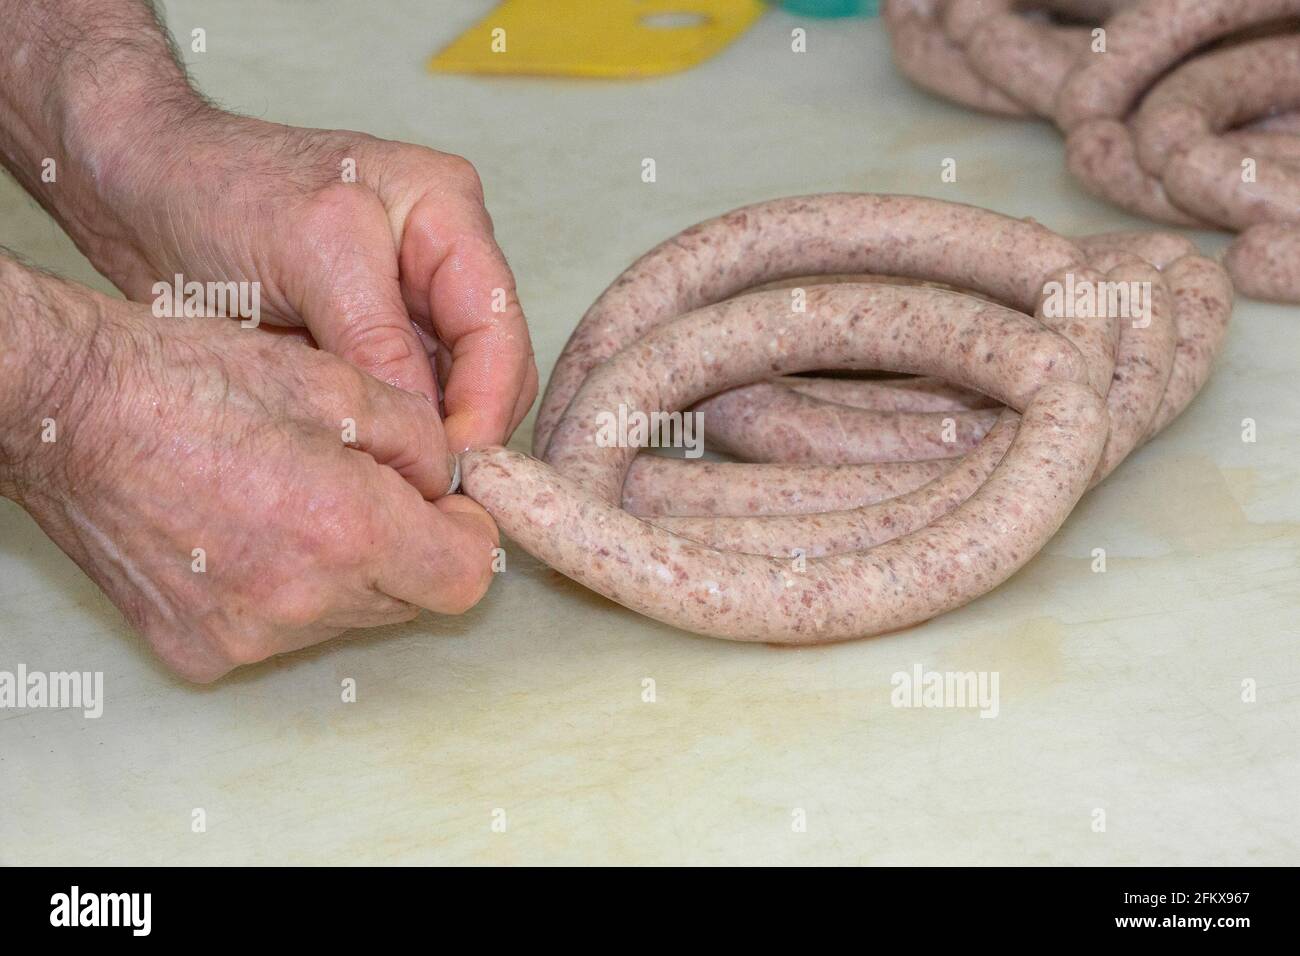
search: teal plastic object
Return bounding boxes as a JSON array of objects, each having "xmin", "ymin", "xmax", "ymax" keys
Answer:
[{"xmin": 777, "ymin": 0, "xmax": 878, "ymax": 16}]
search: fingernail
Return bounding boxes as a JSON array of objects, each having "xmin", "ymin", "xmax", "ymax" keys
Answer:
[{"xmin": 445, "ymin": 453, "xmax": 462, "ymax": 496}]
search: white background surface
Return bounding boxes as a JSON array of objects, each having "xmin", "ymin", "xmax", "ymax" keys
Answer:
[{"xmin": 2, "ymin": 1, "xmax": 1297, "ymax": 865}]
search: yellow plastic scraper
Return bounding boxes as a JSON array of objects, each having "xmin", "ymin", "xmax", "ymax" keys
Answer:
[{"xmin": 429, "ymin": 0, "xmax": 767, "ymax": 79}]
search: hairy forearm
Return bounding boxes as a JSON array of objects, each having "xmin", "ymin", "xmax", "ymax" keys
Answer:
[
  {"xmin": 0, "ymin": 0, "xmax": 205, "ymax": 262},
  {"xmin": 0, "ymin": 250, "xmax": 103, "ymax": 500}
]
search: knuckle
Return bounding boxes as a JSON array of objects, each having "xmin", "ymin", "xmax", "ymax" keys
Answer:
[
  {"xmin": 440, "ymin": 153, "xmax": 485, "ymax": 200},
  {"xmin": 333, "ymin": 322, "xmax": 418, "ymax": 382},
  {"xmin": 266, "ymin": 590, "xmax": 327, "ymax": 632},
  {"xmin": 140, "ymin": 621, "xmax": 232, "ymax": 684},
  {"xmin": 300, "ymin": 353, "xmax": 372, "ymax": 428},
  {"xmin": 373, "ymin": 401, "xmax": 438, "ymax": 480},
  {"xmin": 211, "ymin": 620, "xmax": 273, "ymax": 670}
]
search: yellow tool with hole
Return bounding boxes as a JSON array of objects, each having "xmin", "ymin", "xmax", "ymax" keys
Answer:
[{"xmin": 429, "ymin": 0, "xmax": 767, "ymax": 79}]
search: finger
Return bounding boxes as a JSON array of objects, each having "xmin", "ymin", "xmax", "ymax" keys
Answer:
[
  {"xmin": 296, "ymin": 184, "xmax": 442, "ymax": 404},
  {"xmin": 370, "ymin": 469, "xmax": 500, "ymax": 615},
  {"xmin": 507, "ymin": 359, "xmax": 539, "ymax": 438},
  {"xmin": 398, "ymin": 192, "xmax": 536, "ymax": 451},
  {"xmin": 343, "ymin": 367, "xmax": 458, "ymax": 499}
]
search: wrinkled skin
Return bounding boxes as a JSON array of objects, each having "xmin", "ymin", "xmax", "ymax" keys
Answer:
[
  {"xmin": 0, "ymin": 1, "xmax": 537, "ymax": 682},
  {"xmin": 1, "ymin": 267, "xmax": 498, "ymax": 682},
  {"xmin": 73, "ymin": 108, "xmax": 539, "ymax": 477}
]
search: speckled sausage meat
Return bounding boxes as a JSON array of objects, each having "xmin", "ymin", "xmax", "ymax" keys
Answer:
[
  {"xmin": 620, "ymin": 455, "xmax": 955, "ymax": 518},
  {"xmin": 882, "ymin": 0, "xmax": 1031, "ymax": 116},
  {"xmin": 1162, "ymin": 139, "xmax": 1300, "ymax": 230},
  {"xmin": 628, "ymin": 246, "xmax": 1218, "ymax": 516},
  {"xmin": 1033, "ymin": 264, "xmax": 1120, "ymax": 397},
  {"xmin": 778, "ymin": 375, "xmax": 998, "ymax": 412},
  {"xmin": 945, "ymin": 0, "xmax": 1131, "ymax": 43},
  {"xmin": 534, "ymin": 194, "xmax": 1084, "ymax": 458},
  {"xmin": 1085, "ymin": 258, "xmax": 1177, "ymax": 482},
  {"xmin": 946, "ymin": 0, "xmax": 1136, "ymax": 121},
  {"xmin": 619, "ymin": 237, "xmax": 1213, "ymax": 508},
  {"xmin": 543, "ymin": 284, "xmax": 1090, "ymax": 504},
  {"xmin": 574, "ymin": 196, "xmax": 1089, "ymax": 541},
  {"xmin": 1223, "ymin": 223, "xmax": 1300, "ymax": 303},
  {"xmin": 464, "ymin": 382, "xmax": 1104, "ymax": 644},
  {"xmin": 1221, "ymin": 130, "xmax": 1300, "ymax": 165},
  {"xmin": 894, "ymin": 0, "xmax": 1131, "ymax": 119},
  {"xmin": 1056, "ymin": 0, "xmax": 1300, "ymax": 131},
  {"xmin": 1248, "ymin": 110, "xmax": 1300, "ymax": 136},
  {"xmin": 963, "ymin": 16, "xmax": 1089, "ymax": 120},
  {"xmin": 1147, "ymin": 255, "xmax": 1234, "ymax": 434},
  {"xmin": 882, "ymin": 0, "xmax": 1300, "ymax": 303},
  {"xmin": 1064, "ymin": 120, "xmax": 1210, "ymax": 227},
  {"xmin": 1124, "ymin": 35, "xmax": 1300, "ymax": 234},
  {"xmin": 463, "ymin": 276, "xmax": 1107, "ymax": 641},
  {"xmin": 1074, "ymin": 231, "xmax": 1198, "ymax": 271},
  {"xmin": 463, "ymin": 195, "xmax": 1229, "ymax": 643},
  {"xmin": 1131, "ymin": 35, "xmax": 1300, "ymax": 177},
  {"xmin": 1121, "ymin": 32, "xmax": 1300, "ymax": 298},
  {"xmin": 692, "ymin": 383, "xmax": 1000, "ymax": 464},
  {"xmin": 639, "ymin": 251, "xmax": 1164, "ymax": 531},
  {"xmin": 645, "ymin": 414, "xmax": 1019, "ymax": 557}
]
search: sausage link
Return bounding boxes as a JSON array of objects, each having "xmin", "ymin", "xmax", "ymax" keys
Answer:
[
  {"xmin": 468, "ymin": 195, "xmax": 1229, "ymax": 643},
  {"xmin": 1247, "ymin": 109, "xmax": 1300, "ymax": 134},
  {"xmin": 619, "ymin": 369, "xmax": 998, "ymax": 519},
  {"xmin": 644, "ymin": 413, "xmax": 1018, "ymax": 557},
  {"xmin": 882, "ymin": 0, "xmax": 1300, "ymax": 302},
  {"xmin": 945, "ymin": 1, "xmax": 1132, "ymax": 120},
  {"xmin": 1163, "ymin": 138, "xmax": 1300, "ymax": 231},
  {"xmin": 965, "ymin": 17, "xmax": 1090, "ymax": 120},
  {"xmin": 620, "ymin": 456, "xmax": 955, "ymax": 518},
  {"xmin": 1118, "ymin": 33, "xmax": 1300, "ymax": 232},
  {"xmin": 1088, "ymin": 259, "xmax": 1177, "ymax": 482},
  {"xmin": 693, "ymin": 383, "xmax": 1000, "ymax": 464},
  {"xmin": 672, "ymin": 255, "xmax": 1119, "ymax": 530},
  {"xmin": 1064, "ymin": 120, "xmax": 1209, "ymax": 227},
  {"xmin": 1034, "ymin": 264, "xmax": 1121, "ymax": 397},
  {"xmin": 778, "ymin": 375, "xmax": 998, "ymax": 412},
  {"xmin": 665, "ymin": 245, "xmax": 1197, "ymax": 520},
  {"xmin": 883, "ymin": 0, "xmax": 1033, "ymax": 116},
  {"xmin": 1145, "ymin": 254, "xmax": 1234, "ymax": 435},
  {"xmin": 462, "ymin": 382, "xmax": 1107, "ymax": 644},
  {"xmin": 945, "ymin": 0, "xmax": 1133, "ymax": 47},
  {"xmin": 942, "ymin": 0, "xmax": 1017, "ymax": 44},
  {"xmin": 1074, "ymin": 230, "xmax": 1199, "ymax": 270},
  {"xmin": 1131, "ymin": 35, "xmax": 1300, "ymax": 177},
  {"xmin": 1223, "ymin": 222, "xmax": 1300, "ymax": 302},
  {"xmin": 535, "ymin": 194, "xmax": 1085, "ymax": 457},
  {"xmin": 543, "ymin": 283, "xmax": 1091, "ymax": 506},
  {"xmin": 1056, "ymin": 0, "xmax": 1300, "ymax": 130},
  {"xmin": 1221, "ymin": 130, "xmax": 1300, "ymax": 166}
]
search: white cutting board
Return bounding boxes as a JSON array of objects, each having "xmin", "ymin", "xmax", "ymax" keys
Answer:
[{"xmin": 2, "ymin": 0, "xmax": 1297, "ymax": 865}]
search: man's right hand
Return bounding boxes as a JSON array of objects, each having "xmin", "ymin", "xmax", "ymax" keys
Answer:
[{"xmin": 0, "ymin": 258, "xmax": 498, "ymax": 682}]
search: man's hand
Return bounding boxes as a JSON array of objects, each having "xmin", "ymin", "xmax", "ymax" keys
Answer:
[
  {"xmin": 0, "ymin": 0, "xmax": 537, "ymax": 467},
  {"xmin": 86, "ymin": 112, "xmax": 540, "ymax": 457},
  {"xmin": 0, "ymin": 259, "xmax": 498, "ymax": 682}
]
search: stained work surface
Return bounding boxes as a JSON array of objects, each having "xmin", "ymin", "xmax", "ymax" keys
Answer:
[{"xmin": 1, "ymin": 1, "xmax": 1297, "ymax": 865}]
